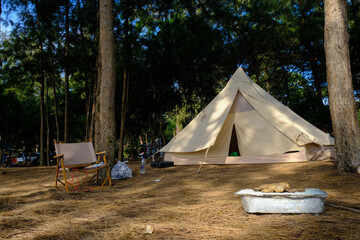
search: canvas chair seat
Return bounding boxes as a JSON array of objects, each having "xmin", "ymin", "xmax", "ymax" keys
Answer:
[{"xmin": 54, "ymin": 140, "xmax": 111, "ymax": 192}]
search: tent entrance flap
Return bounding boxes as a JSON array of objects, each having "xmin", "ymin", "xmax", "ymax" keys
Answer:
[{"xmin": 229, "ymin": 125, "xmax": 240, "ymax": 156}]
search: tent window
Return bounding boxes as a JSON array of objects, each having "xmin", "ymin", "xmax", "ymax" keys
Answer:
[{"xmin": 228, "ymin": 125, "xmax": 240, "ymax": 156}]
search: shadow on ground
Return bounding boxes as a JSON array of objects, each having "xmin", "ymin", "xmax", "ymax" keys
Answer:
[{"xmin": 1, "ymin": 160, "xmax": 360, "ymax": 239}]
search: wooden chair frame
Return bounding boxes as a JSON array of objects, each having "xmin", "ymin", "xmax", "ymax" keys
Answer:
[{"xmin": 54, "ymin": 140, "xmax": 111, "ymax": 192}]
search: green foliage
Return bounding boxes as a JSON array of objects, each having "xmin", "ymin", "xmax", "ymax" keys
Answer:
[
  {"xmin": 3, "ymin": 0, "xmax": 360, "ymax": 152},
  {"xmin": 164, "ymin": 117, "xmax": 176, "ymax": 142}
]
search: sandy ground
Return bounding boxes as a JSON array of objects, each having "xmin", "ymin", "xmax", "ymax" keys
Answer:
[{"xmin": 1, "ymin": 160, "xmax": 360, "ymax": 240}]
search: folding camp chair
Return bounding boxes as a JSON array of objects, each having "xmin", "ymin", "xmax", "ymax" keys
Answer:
[{"xmin": 54, "ymin": 140, "xmax": 111, "ymax": 192}]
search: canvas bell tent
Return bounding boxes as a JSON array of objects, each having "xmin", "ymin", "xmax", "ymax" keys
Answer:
[{"xmin": 160, "ymin": 67, "xmax": 335, "ymax": 165}]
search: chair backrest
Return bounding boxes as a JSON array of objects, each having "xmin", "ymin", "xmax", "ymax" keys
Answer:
[{"xmin": 54, "ymin": 142, "xmax": 97, "ymax": 166}]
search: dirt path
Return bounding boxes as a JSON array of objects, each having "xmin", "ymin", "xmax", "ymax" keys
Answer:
[{"xmin": 1, "ymin": 161, "xmax": 360, "ymax": 239}]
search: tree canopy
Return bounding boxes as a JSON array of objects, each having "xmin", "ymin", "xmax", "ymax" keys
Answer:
[{"xmin": 1, "ymin": 0, "xmax": 359, "ymax": 165}]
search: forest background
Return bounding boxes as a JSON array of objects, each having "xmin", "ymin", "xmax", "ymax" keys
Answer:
[{"xmin": 0, "ymin": 0, "xmax": 359, "ymax": 167}]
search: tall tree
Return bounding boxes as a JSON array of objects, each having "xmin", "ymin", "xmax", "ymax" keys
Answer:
[
  {"xmin": 324, "ymin": 0, "xmax": 360, "ymax": 172},
  {"xmin": 118, "ymin": 0, "xmax": 130, "ymax": 161},
  {"xmin": 64, "ymin": 0, "xmax": 70, "ymax": 142},
  {"xmin": 34, "ymin": 0, "xmax": 45, "ymax": 166},
  {"xmin": 45, "ymin": 81, "xmax": 50, "ymax": 166},
  {"xmin": 99, "ymin": 0, "xmax": 116, "ymax": 166}
]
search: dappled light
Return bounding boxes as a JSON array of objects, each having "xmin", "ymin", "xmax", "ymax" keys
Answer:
[
  {"xmin": 162, "ymin": 87, "xmax": 237, "ymax": 152},
  {"xmin": 161, "ymin": 67, "xmax": 335, "ymax": 166},
  {"xmin": 1, "ymin": 161, "xmax": 360, "ymax": 239},
  {"xmin": 1, "ymin": 1, "xmax": 360, "ymax": 239}
]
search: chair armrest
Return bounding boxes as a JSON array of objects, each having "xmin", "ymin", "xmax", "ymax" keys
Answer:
[
  {"xmin": 96, "ymin": 151, "xmax": 106, "ymax": 156},
  {"xmin": 53, "ymin": 154, "xmax": 64, "ymax": 159}
]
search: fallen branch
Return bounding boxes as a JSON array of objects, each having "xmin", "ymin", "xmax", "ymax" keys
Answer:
[{"xmin": 326, "ymin": 202, "xmax": 360, "ymax": 214}]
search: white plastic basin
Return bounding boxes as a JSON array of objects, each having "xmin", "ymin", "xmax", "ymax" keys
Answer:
[{"xmin": 234, "ymin": 188, "xmax": 328, "ymax": 214}]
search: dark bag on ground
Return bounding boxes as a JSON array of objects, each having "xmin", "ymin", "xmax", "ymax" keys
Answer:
[{"xmin": 150, "ymin": 161, "xmax": 174, "ymax": 168}]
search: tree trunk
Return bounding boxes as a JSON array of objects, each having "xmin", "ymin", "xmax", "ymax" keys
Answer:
[
  {"xmin": 85, "ymin": 77, "xmax": 91, "ymax": 140},
  {"xmin": 47, "ymin": 27, "xmax": 60, "ymax": 141},
  {"xmin": 51, "ymin": 72, "xmax": 60, "ymax": 141},
  {"xmin": 311, "ymin": 60, "xmax": 324, "ymax": 104},
  {"xmin": 64, "ymin": 0, "xmax": 70, "ymax": 142},
  {"xmin": 148, "ymin": 115, "xmax": 156, "ymax": 148},
  {"xmin": 77, "ymin": 0, "xmax": 91, "ymax": 140},
  {"xmin": 40, "ymin": 73, "xmax": 45, "ymax": 166},
  {"xmin": 89, "ymin": 75, "xmax": 97, "ymax": 142},
  {"xmin": 88, "ymin": 0, "xmax": 97, "ymax": 143},
  {"xmin": 118, "ymin": 0, "xmax": 131, "ymax": 161},
  {"xmin": 118, "ymin": 66, "xmax": 129, "ymax": 161},
  {"xmin": 176, "ymin": 121, "xmax": 181, "ymax": 135},
  {"xmin": 1, "ymin": 148, "xmax": 3, "ymax": 167},
  {"xmin": 311, "ymin": 60, "xmax": 328, "ymax": 130},
  {"xmin": 99, "ymin": 0, "xmax": 117, "ymax": 166},
  {"xmin": 94, "ymin": 3, "xmax": 101, "ymax": 151},
  {"xmin": 48, "ymin": 36, "xmax": 60, "ymax": 141},
  {"xmin": 157, "ymin": 114, "xmax": 166, "ymax": 145},
  {"xmin": 128, "ymin": 133, "xmax": 135, "ymax": 160},
  {"xmin": 94, "ymin": 38, "xmax": 102, "ymax": 151},
  {"xmin": 46, "ymin": 82, "xmax": 50, "ymax": 166},
  {"xmin": 35, "ymin": 0, "xmax": 45, "ymax": 166},
  {"xmin": 324, "ymin": 0, "xmax": 360, "ymax": 172}
]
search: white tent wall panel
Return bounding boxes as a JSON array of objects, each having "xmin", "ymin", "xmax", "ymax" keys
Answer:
[
  {"xmin": 161, "ymin": 82, "xmax": 238, "ymax": 153},
  {"xmin": 234, "ymin": 111, "xmax": 301, "ymax": 156},
  {"xmin": 164, "ymin": 151, "xmax": 308, "ymax": 165}
]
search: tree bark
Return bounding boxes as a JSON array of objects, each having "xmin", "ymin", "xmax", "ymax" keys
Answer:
[
  {"xmin": 46, "ymin": 82, "xmax": 50, "ymax": 166},
  {"xmin": 48, "ymin": 35, "xmax": 60, "ymax": 141},
  {"xmin": 324, "ymin": 0, "xmax": 360, "ymax": 172},
  {"xmin": 118, "ymin": 0, "xmax": 131, "ymax": 161},
  {"xmin": 47, "ymin": 25, "xmax": 60, "ymax": 141},
  {"xmin": 99, "ymin": 0, "xmax": 117, "ymax": 166},
  {"xmin": 176, "ymin": 121, "xmax": 181, "ymax": 135},
  {"xmin": 39, "ymin": 73, "xmax": 45, "ymax": 166},
  {"xmin": 50, "ymin": 72, "xmax": 60, "ymax": 141},
  {"xmin": 128, "ymin": 132, "xmax": 135, "ymax": 160},
  {"xmin": 94, "ymin": 3, "xmax": 101, "ymax": 151},
  {"xmin": 94, "ymin": 39, "xmax": 102, "ymax": 151},
  {"xmin": 118, "ymin": 66, "xmax": 129, "ymax": 161},
  {"xmin": 148, "ymin": 114, "xmax": 156, "ymax": 148},
  {"xmin": 85, "ymin": 77, "xmax": 91, "ymax": 140},
  {"xmin": 0, "ymin": 149, "xmax": 3, "ymax": 167},
  {"xmin": 35, "ymin": 0, "xmax": 45, "ymax": 166},
  {"xmin": 311, "ymin": 60, "xmax": 324, "ymax": 104},
  {"xmin": 157, "ymin": 114, "xmax": 166, "ymax": 145},
  {"xmin": 89, "ymin": 74, "xmax": 97, "ymax": 142},
  {"xmin": 64, "ymin": 0, "xmax": 70, "ymax": 142}
]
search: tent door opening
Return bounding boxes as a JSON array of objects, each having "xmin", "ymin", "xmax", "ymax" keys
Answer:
[{"xmin": 228, "ymin": 125, "xmax": 240, "ymax": 156}]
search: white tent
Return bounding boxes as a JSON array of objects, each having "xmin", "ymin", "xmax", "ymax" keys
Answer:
[{"xmin": 160, "ymin": 67, "xmax": 335, "ymax": 165}]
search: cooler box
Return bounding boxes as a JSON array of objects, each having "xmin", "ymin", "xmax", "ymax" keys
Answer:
[{"xmin": 151, "ymin": 161, "xmax": 174, "ymax": 168}]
